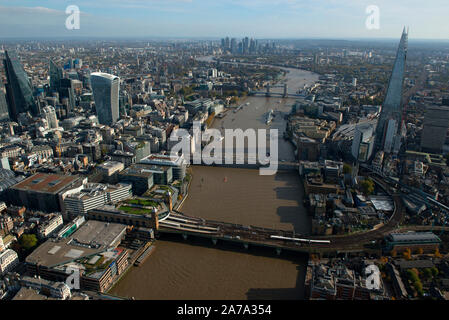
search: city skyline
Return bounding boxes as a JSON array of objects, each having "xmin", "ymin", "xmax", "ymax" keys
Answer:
[{"xmin": 0, "ymin": 1, "xmax": 448, "ymax": 40}]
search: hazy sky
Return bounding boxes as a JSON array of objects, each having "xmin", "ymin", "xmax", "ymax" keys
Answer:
[{"xmin": 0, "ymin": 0, "xmax": 448, "ymax": 39}]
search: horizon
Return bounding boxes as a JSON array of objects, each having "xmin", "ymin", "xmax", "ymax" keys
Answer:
[{"xmin": 1, "ymin": 1, "xmax": 449, "ymax": 40}]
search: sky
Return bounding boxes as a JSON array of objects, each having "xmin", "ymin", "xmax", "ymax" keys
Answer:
[{"xmin": 0, "ymin": 0, "xmax": 448, "ymax": 40}]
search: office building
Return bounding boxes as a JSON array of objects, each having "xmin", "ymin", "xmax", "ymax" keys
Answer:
[
  {"xmin": 140, "ymin": 154, "xmax": 187, "ymax": 180},
  {"xmin": 37, "ymin": 214, "xmax": 64, "ymax": 239},
  {"xmin": 42, "ymin": 105, "xmax": 59, "ymax": 129},
  {"xmin": 420, "ymin": 105, "xmax": 449, "ymax": 154},
  {"xmin": 0, "ymin": 249, "xmax": 19, "ymax": 275},
  {"xmin": 49, "ymin": 59, "xmax": 63, "ymax": 92},
  {"xmin": 63, "ymin": 183, "xmax": 132, "ymax": 216},
  {"xmin": 25, "ymin": 220, "xmax": 128, "ymax": 293},
  {"xmin": 352, "ymin": 123, "xmax": 375, "ymax": 162},
  {"xmin": 8, "ymin": 173, "xmax": 85, "ymax": 212},
  {"xmin": 20, "ymin": 276, "xmax": 72, "ymax": 300},
  {"xmin": 90, "ymin": 72, "xmax": 120, "ymax": 126},
  {"xmin": 3, "ymin": 50, "xmax": 39, "ymax": 120},
  {"xmin": 385, "ymin": 232, "xmax": 441, "ymax": 254}
]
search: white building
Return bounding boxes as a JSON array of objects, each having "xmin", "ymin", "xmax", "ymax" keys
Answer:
[
  {"xmin": 97, "ymin": 161, "xmax": 124, "ymax": 177},
  {"xmin": 64, "ymin": 183, "xmax": 132, "ymax": 216},
  {"xmin": 42, "ymin": 106, "xmax": 59, "ymax": 129},
  {"xmin": 37, "ymin": 214, "xmax": 64, "ymax": 239},
  {"xmin": 20, "ymin": 276, "xmax": 72, "ymax": 300},
  {"xmin": 0, "ymin": 249, "xmax": 19, "ymax": 275}
]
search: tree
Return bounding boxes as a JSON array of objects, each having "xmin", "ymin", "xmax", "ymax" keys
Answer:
[
  {"xmin": 414, "ymin": 281, "xmax": 423, "ymax": 296},
  {"xmin": 417, "ymin": 247, "xmax": 424, "ymax": 255},
  {"xmin": 431, "ymin": 267, "xmax": 439, "ymax": 277},
  {"xmin": 360, "ymin": 178, "xmax": 375, "ymax": 195},
  {"xmin": 423, "ymin": 268, "xmax": 433, "ymax": 280},
  {"xmin": 435, "ymin": 248, "xmax": 443, "ymax": 258},
  {"xmin": 343, "ymin": 163, "xmax": 352, "ymax": 175},
  {"xmin": 20, "ymin": 234, "xmax": 37, "ymax": 250}
]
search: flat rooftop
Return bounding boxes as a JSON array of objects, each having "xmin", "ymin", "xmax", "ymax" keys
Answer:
[
  {"xmin": 26, "ymin": 220, "xmax": 127, "ymax": 268},
  {"xmin": 11, "ymin": 173, "xmax": 82, "ymax": 194}
]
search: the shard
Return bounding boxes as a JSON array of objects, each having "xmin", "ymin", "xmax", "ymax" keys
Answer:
[{"xmin": 374, "ymin": 28, "xmax": 408, "ymax": 154}]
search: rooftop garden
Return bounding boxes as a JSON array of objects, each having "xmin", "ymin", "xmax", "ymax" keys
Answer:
[
  {"xmin": 124, "ymin": 198, "xmax": 159, "ymax": 207},
  {"xmin": 118, "ymin": 205, "xmax": 154, "ymax": 215}
]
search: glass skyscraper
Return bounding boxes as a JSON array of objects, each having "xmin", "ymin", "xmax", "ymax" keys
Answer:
[
  {"xmin": 90, "ymin": 72, "xmax": 120, "ymax": 126},
  {"xmin": 3, "ymin": 50, "xmax": 39, "ymax": 120},
  {"xmin": 374, "ymin": 28, "xmax": 408, "ymax": 154},
  {"xmin": 49, "ymin": 59, "xmax": 63, "ymax": 92}
]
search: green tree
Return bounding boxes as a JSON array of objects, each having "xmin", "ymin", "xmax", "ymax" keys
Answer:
[
  {"xmin": 343, "ymin": 163, "xmax": 352, "ymax": 175},
  {"xmin": 431, "ymin": 267, "xmax": 439, "ymax": 277},
  {"xmin": 360, "ymin": 178, "xmax": 375, "ymax": 195},
  {"xmin": 423, "ymin": 268, "xmax": 433, "ymax": 280},
  {"xmin": 20, "ymin": 234, "xmax": 38, "ymax": 250}
]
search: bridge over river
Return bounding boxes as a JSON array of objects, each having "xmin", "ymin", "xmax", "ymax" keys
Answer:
[{"xmin": 157, "ymin": 173, "xmax": 404, "ymax": 255}]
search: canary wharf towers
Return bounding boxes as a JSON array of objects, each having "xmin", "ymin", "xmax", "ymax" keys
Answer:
[{"xmin": 374, "ymin": 28, "xmax": 408, "ymax": 154}]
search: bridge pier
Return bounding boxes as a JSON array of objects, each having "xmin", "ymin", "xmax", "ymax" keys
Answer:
[
  {"xmin": 182, "ymin": 234, "xmax": 188, "ymax": 240},
  {"xmin": 212, "ymin": 238, "xmax": 217, "ymax": 245},
  {"xmin": 283, "ymin": 84, "xmax": 288, "ymax": 98},
  {"xmin": 276, "ymin": 248, "xmax": 282, "ymax": 256},
  {"xmin": 243, "ymin": 243, "xmax": 249, "ymax": 250}
]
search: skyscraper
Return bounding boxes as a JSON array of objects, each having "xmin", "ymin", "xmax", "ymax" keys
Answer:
[
  {"xmin": 3, "ymin": 50, "xmax": 39, "ymax": 120},
  {"xmin": 374, "ymin": 28, "xmax": 408, "ymax": 154},
  {"xmin": 420, "ymin": 105, "xmax": 449, "ymax": 154},
  {"xmin": 90, "ymin": 72, "xmax": 120, "ymax": 126},
  {"xmin": 49, "ymin": 59, "xmax": 63, "ymax": 92}
]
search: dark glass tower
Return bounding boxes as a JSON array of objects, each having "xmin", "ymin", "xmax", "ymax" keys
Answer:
[
  {"xmin": 49, "ymin": 59, "xmax": 63, "ymax": 92},
  {"xmin": 374, "ymin": 28, "xmax": 408, "ymax": 153},
  {"xmin": 3, "ymin": 50, "xmax": 38, "ymax": 120}
]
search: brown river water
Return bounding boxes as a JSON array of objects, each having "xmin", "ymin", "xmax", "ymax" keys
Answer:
[{"xmin": 109, "ymin": 60, "xmax": 318, "ymax": 300}]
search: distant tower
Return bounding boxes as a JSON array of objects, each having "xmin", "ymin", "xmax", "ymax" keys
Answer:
[
  {"xmin": 374, "ymin": 28, "xmax": 408, "ymax": 155},
  {"xmin": 90, "ymin": 72, "xmax": 120, "ymax": 126}
]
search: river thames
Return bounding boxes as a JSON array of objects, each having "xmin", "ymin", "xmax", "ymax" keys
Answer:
[{"xmin": 109, "ymin": 59, "xmax": 319, "ymax": 300}]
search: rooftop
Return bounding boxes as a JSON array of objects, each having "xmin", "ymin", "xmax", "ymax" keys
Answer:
[
  {"xmin": 11, "ymin": 173, "xmax": 82, "ymax": 194},
  {"xmin": 26, "ymin": 220, "xmax": 127, "ymax": 268}
]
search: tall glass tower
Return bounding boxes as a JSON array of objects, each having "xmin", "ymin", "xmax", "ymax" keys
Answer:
[
  {"xmin": 90, "ymin": 72, "xmax": 120, "ymax": 126},
  {"xmin": 49, "ymin": 59, "xmax": 63, "ymax": 92},
  {"xmin": 374, "ymin": 28, "xmax": 408, "ymax": 154},
  {"xmin": 3, "ymin": 50, "xmax": 38, "ymax": 120}
]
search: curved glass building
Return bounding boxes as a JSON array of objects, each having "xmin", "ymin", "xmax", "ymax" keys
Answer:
[{"xmin": 90, "ymin": 72, "xmax": 120, "ymax": 126}]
